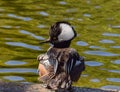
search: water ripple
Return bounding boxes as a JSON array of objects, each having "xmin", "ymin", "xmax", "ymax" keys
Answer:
[
  {"xmin": 84, "ymin": 51, "xmax": 119, "ymax": 56},
  {"xmin": 76, "ymin": 41, "xmax": 88, "ymax": 46},
  {"xmin": 5, "ymin": 38, "xmax": 11, "ymax": 40},
  {"xmin": 101, "ymin": 68, "xmax": 120, "ymax": 74},
  {"xmin": 90, "ymin": 78, "xmax": 100, "ymax": 82},
  {"xmin": 81, "ymin": 74, "xmax": 88, "ymax": 77},
  {"xmin": 106, "ymin": 78, "xmax": 120, "ymax": 83},
  {"xmin": 85, "ymin": 61, "xmax": 103, "ymax": 66},
  {"xmin": 19, "ymin": 30, "xmax": 45, "ymax": 40},
  {"xmin": 7, "ymin": 14, "xmax": 32, "ymax": 21},
  {"xmin": 111, "ymin": 25, "xmax": 120, "ymax": 29},
  {"xmin": 38, "ymin": 11, "xmax": 49, "ymax": 16},
  {"xmin": 4, "ymin": 76, "xmax": 25, "ymax": 81},
  {"xmin": 83, "ymin": 13, "xmax": 91, "ymax": 17},
  {"xmin": 102, "ymin": 32, "xmax": 120, "ymax": 37},
  {"xmin": 5, "ymin": 60, "xmax": 26, "ymax": 65},
  {"xmin": 6, "ymin": 42, "xmax": 41, "ymax": 51},
  {"xmin": 108, "ymin": 70, "xmax": 120, "ymax": 74},
  {"xmin": 110, "ymin": 46, "xmax": 120, "ymax": 49},
  {"xmin": 0, "ymin": 68, "xmax": 37, "ymax": 74},
  {"xmin": 89, "ymin": 46, "xmax": 105, "ymax": 50},
  {"xmin": 59, "ymin": 1, "xmax": 67, "ymax": 5},
  {"xmin": 0, "ymin": 25, "xmax": 20, "ymax": 29},
  {"xmin": 77, "ymin": 18, "xmax": 83, "ymax": 21},
  {"xmin": 94, "ymin": 5, "xmax": 101, "ymax": 9},
  {"xmin": 1, "ymin": 25, "xmax": 12, "ymax": 28},
  {"xmin": 99, "ymin": 39, "xmax": 115, "ymax": 44},
  {"xmin": 111, "ymin": 60, "xmax": 120, "ymax": 64},
  {"xmin": 37, "ymin": 24, "xmax": 46, "ymax": 28},
  {"xmin": 101, "ymin": 85, "xmax": 120, "ymax": 90}
]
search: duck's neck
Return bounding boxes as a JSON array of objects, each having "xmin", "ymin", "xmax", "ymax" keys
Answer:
[{"xmin": 53, "ymin": 41, "xmax": 71, "ymax": 48}]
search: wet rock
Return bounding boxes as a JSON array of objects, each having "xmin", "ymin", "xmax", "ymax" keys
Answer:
[{"xmin": 0, "ymin": 81, "xmax": 119, "ymax": 92}]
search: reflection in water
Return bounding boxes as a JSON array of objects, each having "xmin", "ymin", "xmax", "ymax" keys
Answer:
[
  {"xmin": 37, "ymin": 25, "xmax": 46, "ymax": 28},
  {"xmin": 83, "ymin": 13, "xmax": 91, "ymax": 17},
  {"xmin": 111, "ymin": 46, "xmax": 120, "ymax": 49},
  {"xmin": 59, "ymin": 1, "xmax": 67, "ymax": 5},
  {"xmin": 111, "ymin": 60, "xmax": 120, "ymax": 64},
  {"xmin": 76, "ymin": 41, "xmax": 88, "ymax": 46},
  {"xmin": 77, "ymin": 18, "xmax": 83, "ymax": 21},
  {"xmin": 86, "ymin": 0, "xmax": 91, "ymax": 4},
  {"xmin": 6, "ymin": 42, "xmax": 41, "ymax": 50},
  {"xmin": 90, "ymin": 78, "xmax": 100, "ymax": 82},
  {"xmin": 85, "ymin": 61, "xmax": 103, "ymax": 66},
  {"xmin": 38, "ymin": 11, "xmax": 49, "ymax": 16},
  {"xmin": 94, "ymin": 5, "xmax": 101, "ymax": 9},
  {"xmin": 1, "ymin": 25, "xmax": 12, "ymax": 28},
  {"xmin": 99, "ymin": 39, "xmax": 115, "ymax": 44},
  {"xmin": 101, "ymin": 68, "xmax": 120, "ymax": 74},
  {"xmin": 81, "ymin": 74, "xmax": 89, "ymax": 77},
  {"xmin": 111, "ymin": 25, "xmax": 120, "ymax": 29},
  {"xmin": 19, "ymin": 30, "xmax": 45, "ymax": 40},
  {"xmin": 5, "ymin": 60, "xmax": 26, "ymax": 65},
  {"xmin": 5, "ymin": 38, "xmax": 11, "ymax": 40},
  {"xmin": 84, "ymin": 51, "xmax": 119, "ymax": 56},
  {"xmin": 0, "ymin": 25, "xmax": 20, "ymax": 29},
  {"xmin": 7, "ymin": 14, "xmax": 32, "ymax": 21},
  {"xmin": 108, "ymin": 70, "xmax": 120, "ymax": 74},
  {"xmin": 106, "ymin": 78, "xmax": 120, "ymax": 83},
  {"xmin": 101, "ymin": 85, "xmax": 120, "ymax": 90},
  {"xmin": 4, "ymin": 76, "xmax": 25, "ymax": 81},
  {"xmin": 102, "ymin": 32, "xmax": 120, "ymax": 37},
  {"xmin": 0, "ymin": 68, "xmax": 37, "ymax": 74},
  {"xmin": 89, "ymin": 46, "xmax": 105, "ymax": 50}
]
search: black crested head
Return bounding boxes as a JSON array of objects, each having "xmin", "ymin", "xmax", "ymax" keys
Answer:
[{"xmin": 40, "ymin": 21, "xmax": 77, "ymax": 48}]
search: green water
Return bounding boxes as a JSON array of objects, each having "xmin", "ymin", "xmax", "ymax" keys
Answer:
[{"xmin": 0, "ymin": 0, "xmax": 120, "ymax": 89}]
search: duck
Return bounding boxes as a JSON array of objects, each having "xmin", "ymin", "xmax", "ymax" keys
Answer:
[{"xmin": 37, "ymin": 21, "xmax": 85, "ymax": 90}]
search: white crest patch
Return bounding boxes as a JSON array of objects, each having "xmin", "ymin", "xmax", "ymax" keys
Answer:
[{"xmin": 58, "ymin": 23, "xmax": 75, "ymax": 41}]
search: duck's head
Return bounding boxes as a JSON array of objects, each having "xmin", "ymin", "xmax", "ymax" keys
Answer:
[{"xmin": 41, "ymin": 21, "xmax": 76, "ymax": 48}]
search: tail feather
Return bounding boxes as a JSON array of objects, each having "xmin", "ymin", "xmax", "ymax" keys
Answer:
[{"xmin": 47, "ymin": 72, "xmax": 72, "ymax": 90}]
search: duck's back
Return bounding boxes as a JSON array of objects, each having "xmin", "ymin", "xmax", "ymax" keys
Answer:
[{"xmin": 38, "ymin": 47, "xmax": 85, "ymax": 90}]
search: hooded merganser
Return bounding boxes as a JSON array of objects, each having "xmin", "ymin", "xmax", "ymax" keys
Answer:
[{"xmin": 37, "ymin": 21, "xmax": 85, "ymax": 90}]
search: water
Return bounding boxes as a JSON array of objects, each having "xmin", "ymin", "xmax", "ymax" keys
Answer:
[
  {"xmin": 5, "ymin": 42, "xmax": 41, "ymax": 50},
  {"xmin": 4, "ymin": 76, "xmax": 25, "ymax": 81},
  {"xmin": 85, "ymin": 61, "xmax": 103, "ymax": 66},
  {"xmin": 5, "ymin": 60, "xmax": 26, "ymax": 65},
  {"xmin": 0, "ymin": 0, "xmax": 120, "ymax": 89}
]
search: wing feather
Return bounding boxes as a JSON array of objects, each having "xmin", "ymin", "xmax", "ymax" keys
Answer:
[{"xmin": 65, "ymin": 49, "xmax": 85, "ymax": 81}]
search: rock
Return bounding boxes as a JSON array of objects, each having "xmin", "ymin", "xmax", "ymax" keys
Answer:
[{"xmin": 0, "ymin": 81, "xmax": 119, "ymax": 92}]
